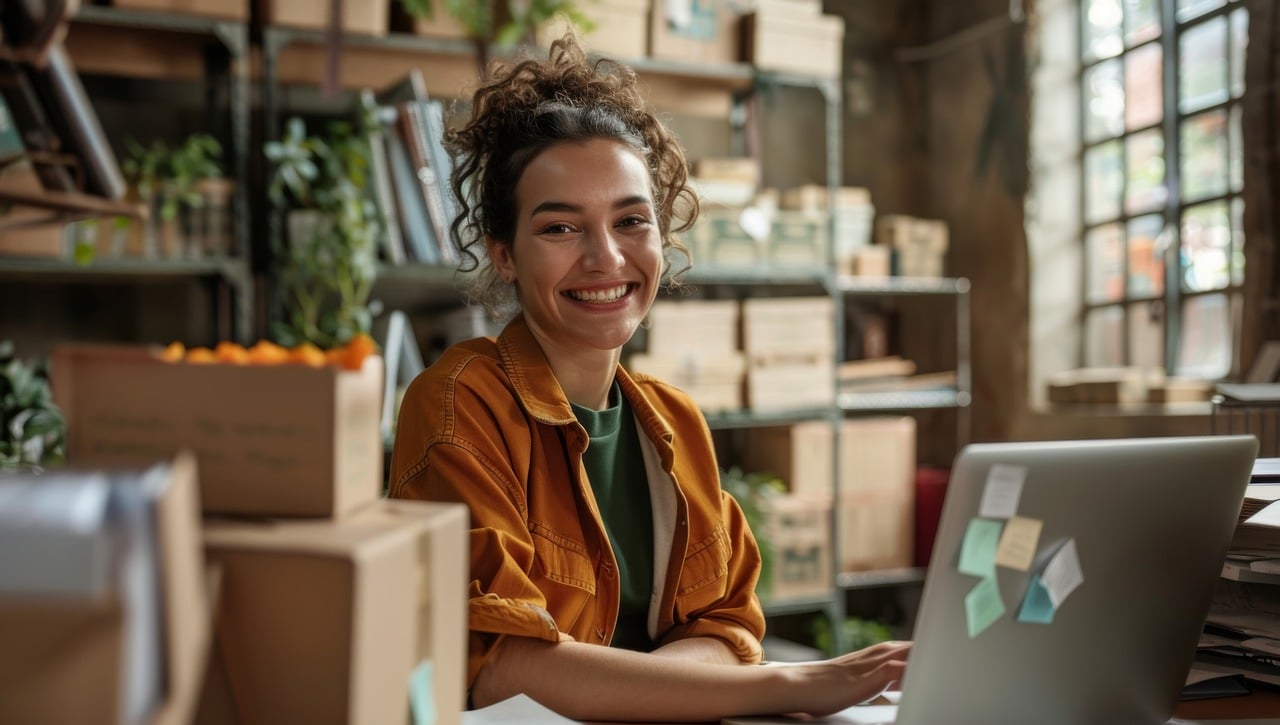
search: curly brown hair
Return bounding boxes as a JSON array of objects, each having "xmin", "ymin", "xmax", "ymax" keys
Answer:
[{"xmin": 445, "ymin": 33, "xmax": 697, "ymax": 317}]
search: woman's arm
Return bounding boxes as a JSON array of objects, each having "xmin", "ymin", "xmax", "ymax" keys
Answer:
[
  {"xmin": 471, "ymin": 635, "xmax": 910, "ymax": 722},
  {"xmin": 649, "ymin": 635, "xmax": 741, "ymax": 665}
]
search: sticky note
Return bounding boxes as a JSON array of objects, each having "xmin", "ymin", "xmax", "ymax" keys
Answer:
[
  {"xmin": 1042, "ymin": 538, "xmax": 1084, "ymax": 608},
  {"xmin": 409, "ymin": 659, "xmax": 436, "ymax": 725},
  {"xmin": 959, "ymin": 518, "xmax": 1003, "ymax": 578},
  {"xmin": 965, "ymin": 576, "xmax": 1005, "ymax": 638},
  {"xmin": 1017, "ymin": 574, "xmax": 1055, "ymax": 624},
  {"xmin": 979, "ymin": 464, "xmax": 1026, "ymax": 519},
  {"xmin": 995, "ymin": 516, "xmax": 1044, "ymax": 571}
]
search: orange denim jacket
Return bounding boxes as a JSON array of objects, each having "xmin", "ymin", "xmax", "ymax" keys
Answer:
[{"xmin": 388, "ymin": 314, "xmax": 766, "ymax": 689}]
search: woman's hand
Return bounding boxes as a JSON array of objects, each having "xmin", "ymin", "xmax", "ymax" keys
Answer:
[{"xmin": 774, "ymin": 640, "xmax": 912, "ymax": 717}]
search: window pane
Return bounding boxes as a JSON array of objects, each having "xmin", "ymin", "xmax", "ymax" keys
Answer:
[
  {"xmin": 1128, "ymin": 301, "xmax": 1163, "ymax": 369},
  {"xmin": 1181, "ymin": 201, "xmax": 1230, "ymax": 292},
  {"xmin": 1086, "ymin": 0, "xmax": 1125, "ymax": 60},
  {"xmin": 1230, "ymin": 104, "xmax": 1242, "ymax": 192},
  {"xmin": 1180, "ymin": 16, "xmax": 1229, "ymax": 113},
  {"xmin": 1231, "ymin": 197, "xmax": 1245, "ymax": 286},
  {"xmin": 1230, "ymin": 9, "xmax": 1248, "ymax": 97},
  {"xmin": 1126, "ymin": 129, "xmax": 1167, "ymax": 214},
  {"xmin": 1127, "ymin": 214, "xmax": 1165, "ymax": 297},
  {"xmin": 1178, "ymin": 0, "xmax": 1226, "ymax": 23},
  {"xmin": 1125, "ymin": 0, "xmax": 1161, "ymax": 45},
  {"xmin": 1125, "ymin": 43, "xmax": 1163, "ymax": 130},
  {"xmin": 1180, "ymin": 109, "xmax": 1229, "ymax": 201},
  {"xmin": 1086, "ymin": 140, "xmax": 1124, "ymax": 223},
  {"xmin": 1176, "ymin": 294, "xmax": 1231, "ymax": 378},
  {"xmin": 1086, "ymin": 223, "xmax": 1126, "ymax": 304},
  {"xmin": 1084, "ymin": 60, "xmax": 1125, "ymax": 141},
  {"xmin": 1086, "ymin": 306, "xmax": 1125, "ymax": 367}
]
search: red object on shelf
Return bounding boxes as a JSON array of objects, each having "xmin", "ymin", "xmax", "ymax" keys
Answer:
[{"xmin": 914, "ymin": 465, "xmax": 950, "ymax": 568}]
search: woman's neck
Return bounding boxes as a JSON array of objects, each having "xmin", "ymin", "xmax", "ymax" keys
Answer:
[{"xmin": 535, "ymin": 337, "xmax": 620, "ymax": 411}]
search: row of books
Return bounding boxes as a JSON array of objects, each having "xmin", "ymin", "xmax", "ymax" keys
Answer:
[{"xmin": 363, "ymin": 70, "xmax": 459, "ymax": 268}]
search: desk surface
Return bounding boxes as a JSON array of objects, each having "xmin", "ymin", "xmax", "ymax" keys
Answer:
[{"xmin": 1173, "ymin": 688, "xmax": 1280, "ymax": 720}]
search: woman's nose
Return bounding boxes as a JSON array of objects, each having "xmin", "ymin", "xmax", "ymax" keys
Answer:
[{"xmin": 582, "ymin": 227, "xmax": 625, "ymax": 272}]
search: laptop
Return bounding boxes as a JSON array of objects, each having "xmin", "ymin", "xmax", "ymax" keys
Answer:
[{"xmin": 894, "ymin": 435, "xmax": 1258, "ymax": 725}]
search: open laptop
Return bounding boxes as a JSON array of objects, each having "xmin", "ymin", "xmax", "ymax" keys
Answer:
[{"xmin": 894, "ymin": 434, "xmax": 1257, "ymax": 725}]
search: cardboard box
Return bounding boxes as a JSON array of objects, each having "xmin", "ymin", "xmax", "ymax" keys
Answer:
[
  {"xmin": 264, "ymin": 0, "xmax": 387, "ymax": 36},
  {"xmin": 649, "ymin": 0, "xmax": 741, "ymax": 65},
  {"xmin": 0, "ymin": 453, "xmax": 212, "ymax": 725},
  {"xmin": 743, "ymin": 416, "xmax": 915, "ymax": 499},
  {"xmin": 838, "ymin": 495, "xmax": 914, "ymax": 572},
  {"xmin": 198, "ymin": 500, "xmax": 468, "ymax": 725},
  {"xmin": 769, "ymin": 211, "xmax": 829, "ymax": 268},
  {"xmin": 53, "ymin": 344, "xmax": 384, "ymax": 518},
  {"xmin": 538, "ymin": 0, "xmax": 649, "ymax": 59},
  {"xmin": 759, "ymin": 493, "xmax": 833, "ymax": 600},
  {"xmin": 741, "ymin": 296, "xmax": 835, "ymax": 360},
  {"xmin": 629, "ymin": 352, "xmax": 746, "ymax": 412},
  {"xmin": 851, "ymin": 245, "xmax": 891, "ymax": 277},
  {"xmin": 780, "ymin": 184, "xmax": 871, "ymax": 213},
  {"xmin": 110, "ymin": 0, "xmax": 248, "ymax": 20},
  {"xmin": 742, "ymin": 11, "xmax": 844, "ymax": 78},
  {"xmin": 412, "ymin": 8, "xmax": 471, "ymax": 39},
  {"xmin": 745, "ymin": 358, "xmax": 835, "ymax": 412},
  {"xmin": 647, "ymin": 299, "xmax": 739, "ymax": 356},
  {"xmin": 688, "ymin": 207, "xmax": 765, "ymax": 268},
  {"xmin": 742, "ymin": 420, "xmax": 833, "ymax": 498}
]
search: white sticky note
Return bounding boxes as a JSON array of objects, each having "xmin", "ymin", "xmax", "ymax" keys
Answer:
[
  {"xmin": 995, "ymin": 516, "xmax": 1043, "ymax": 571},
  {"xmin": 1041, "ymin": 538, "xmax": 1084, "ymax": 608},
  {"xmin": 1245, "ymin": 500, "xmax": 1280, "ymax": 529},
  {"xmin": 979, "ymin": 464, "xmax": 1027, "ymax": 519}
]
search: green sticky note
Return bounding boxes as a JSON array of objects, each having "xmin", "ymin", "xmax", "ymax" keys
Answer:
[
  {"xmin": 965, "ymin": 576, "xmax": 1005, "ymax": 638},
  {"xmin": 408, "ymin": 659, "xmax": 436, "ymax": 725},
  {"xmin": 959, "ymin": 518, "xmax": 1003, "ymax": 578},
  {"xmin": 1017, "ymin": 574, "xmax": 1056, "ymax": 624}
]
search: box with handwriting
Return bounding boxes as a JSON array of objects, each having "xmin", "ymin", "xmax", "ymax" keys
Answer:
[{"xmin": 53, "ymin": 344, "xmax": 384, "ymax": 518}]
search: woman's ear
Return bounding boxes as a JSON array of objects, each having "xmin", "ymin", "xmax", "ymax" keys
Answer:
[{"xmin": 486, "ymin": 236, "xmax": 516, "ymax": 284}]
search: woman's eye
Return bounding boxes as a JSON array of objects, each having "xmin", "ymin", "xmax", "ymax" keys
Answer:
[
  {"xmin": 540, "ymin": 223, "xmax": 575, "ymax": 234},
  {"xmin": 617, "ymin": 215, "xmax": 651, "ymax": 228}
]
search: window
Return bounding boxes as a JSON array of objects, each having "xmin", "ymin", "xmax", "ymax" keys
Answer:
[{"xmin": 1078, "ymin": 0, "xmax": 1247, "ymax": 378}]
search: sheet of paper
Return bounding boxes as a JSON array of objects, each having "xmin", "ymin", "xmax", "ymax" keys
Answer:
[
  {"xmin": 1244, "ymin": 499, "xmax": 1280, "ymax": 528},
  {"xmin": 994, "ymin": 515, "xmax": 1043, "ymax": 571},
  {"xmin": 958, "ymin": 518, "xmax": 1003, "ymax": 578},
  {"xmin": 965, "ymin": 576, "xmax": 1005, "ymax": 638},
  {"xmin": 979, "ymin": 464, "xmax": 1026, "ymax": 519},
  {"xmin": 409, "ymin": 660, "xmax": 435, "ymax": 725},
  {"xmin": 1016, "ymin": 573, "xmax": 1055, "ymax": 624},
  {"xmin": 722, "ymin": 705, "xmax": 898, "ymax": 725},
  {"xmin": 1041, "ymin": 538, "xmax": 1084, "ymax": 608},
  {"xmin": 462, "ymin": 694, "xmax": 579, "ymax": 724}
]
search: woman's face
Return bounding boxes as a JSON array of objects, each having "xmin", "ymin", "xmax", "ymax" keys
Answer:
[{"xmin": 488, "ymin": 138, "xmax": 663, "ymax": 360}]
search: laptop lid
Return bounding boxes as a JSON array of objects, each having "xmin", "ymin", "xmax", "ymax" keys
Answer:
[{"xmin": 896, "ymin": 435, "xmax": 1257, "ymax": 725}]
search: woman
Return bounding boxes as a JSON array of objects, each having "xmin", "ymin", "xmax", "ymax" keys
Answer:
[{"xmin": 388, "ymin": 34, "xmax": 910, "ymax": 722}]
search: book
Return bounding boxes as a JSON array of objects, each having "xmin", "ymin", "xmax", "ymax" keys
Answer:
[
  {"xmin": 373, "ymin": 309, "xmax": 425, "ymax": 445},
  {"xmin": 384, "ymin": 107, "xmax": 440, "ymax": 265},
  {"xmin": 360, "ymin": 90, "xmax": 406, "ymax": 266},
  {"xmin": 399, "ymin": 100, "xmax": 452, "ymax": 264}
]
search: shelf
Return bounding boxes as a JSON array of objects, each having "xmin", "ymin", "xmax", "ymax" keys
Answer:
[
  {"xmin": 838, "ymin": 388, "xmax": 971, "ymax": 412},
  {"xmin": 836, "ymin": 276, "xmax": 971, "ymax": 297},
  {"xmin": 837, "ymin": 567, "xmax": 927, "ymax": 590},
  {"xmin": 0, "ymin": 257, "xmax": 250, "ymax": 285},
  {"xmin": 682, "ymin": 267, "xmax": 829, "ymax": 288},
  {"xmin": 66, "ymin": 6, "xmax": 248, "ymax": 81},
  {"xmin": 760, "ymin": 592, "xmax": 836, "ymax": 617},
  {"xmin": 703, "ymin": 407, "xmax": 834, "ymax": 430},
  {"xmin": 73, "ymin": 5, "xmax": 245, "ymax": 40},
  {"xmin": 373, "ymin": 263, "xmax": 473, "ymax": 312}
]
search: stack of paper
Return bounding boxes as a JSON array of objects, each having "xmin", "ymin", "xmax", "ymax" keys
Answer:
[{"xmin": 1194, "ymin": 458, "xmax": 1280, "ymax": 691}]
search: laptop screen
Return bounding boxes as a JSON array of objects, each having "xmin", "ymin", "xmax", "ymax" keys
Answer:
[{"xmin": 896, "ymin": 435, "xmax": 1256, "ymax": 725}]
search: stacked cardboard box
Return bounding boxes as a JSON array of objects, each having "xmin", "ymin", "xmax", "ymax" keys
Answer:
[
  {"xmin": 874, "ymin": 215, "xmax": 949, "ymax": 278},
  {"xmin": 741, "ymin": 297, "xmax": 835, "ymax": 412},
  {"xmin": 758, "ymin": 493, "xmax": 833, "ymax": 600},
  {"xmin": 109, "ymin": 0, "xmax": 248, "ymax": 20},
  {"xmin": 632, "ymin": 299, "xmax": 746, "ymax": 412},
  {"xmin": 741, "ymin": 0, "xmax": 844, "ymax": 78},
  {"xmin": 51, "ymin": 344, "xmax": 469, "ymax": 724},
  {"xmin": 743, "ymin": 417, "xmax": 916, "ymax": 573},
  {"xmin": 537, "ymin": 0, "xmax": 650, "ymax": 59},
  {"xmin": 649, "ymin": 0, "xmax": 741, "ymax": 65},
  {"xmin": 781, "ymin": 185, "xmax": 875, "ymax": 276}
]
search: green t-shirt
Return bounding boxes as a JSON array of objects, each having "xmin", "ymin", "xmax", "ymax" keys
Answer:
[{"xmin": 570, "ymin": 381, "xmax": 655, "ymax": 652}]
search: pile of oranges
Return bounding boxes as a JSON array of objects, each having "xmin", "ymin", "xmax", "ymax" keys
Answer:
[{"xmin": 160, "ymin": 333, "xmax": 378, "ymax": 372}]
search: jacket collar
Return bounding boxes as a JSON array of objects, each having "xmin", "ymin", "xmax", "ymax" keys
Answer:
[{"xmin": 496, "ymin": 314, "xmax": 578, "ymax": 426}]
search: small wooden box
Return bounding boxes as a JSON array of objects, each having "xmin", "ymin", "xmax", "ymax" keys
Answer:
[{"xmin": 760, "ymin": 494, "xmax": 833, "ymax": 601}]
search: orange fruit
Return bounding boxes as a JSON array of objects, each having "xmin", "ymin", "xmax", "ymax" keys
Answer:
[
  {"xmin": 288, "ymin": 342, "xmax": 327, "ymax": 367},
  {"xmin": 340, "ymin": 332, "xmax": 379, "ymax": 371},
  {"xmin": 185, "ymin": 347, "xmax": 217, "ymax": 364},
  {"xmin": 160, "ymin": 341, "xmax": 185, "ymax": 362},
  {"xmin": 215, "ymin": 341, "xmax": 250, "ymax": 365},
  {"xmin": 246, "ymin": 340, "xmax": 289, "ymax": 365}
]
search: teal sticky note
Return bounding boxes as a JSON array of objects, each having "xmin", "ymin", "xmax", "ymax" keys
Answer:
[
  {"xmin": 408, "ymin": 659, "xmax": 436, "ymax": 725},
  {"xmin": 965, "ymin": 576, "xmax": 1005, "ymax": 638},
  {"xmin": 958, "ymin": 518, "xmax": 1003, "ymax": 578},
  {"xmin": 1017, "ymin": 573, "xmax": 1056, "ymax": 624}
]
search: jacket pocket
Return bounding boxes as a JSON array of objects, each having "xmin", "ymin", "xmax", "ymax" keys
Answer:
[
  {"xmin": 531, "ymin": 523, "xmax": 596, "ymax": 595},
  {"xmin": 676, "ymin": 526, "xmax": 730, "ymax": 614}
]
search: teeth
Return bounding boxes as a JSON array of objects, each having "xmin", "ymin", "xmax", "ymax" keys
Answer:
[{"xmin": 567, "ymin": 284, "xmax": 629, "ymax": 303}]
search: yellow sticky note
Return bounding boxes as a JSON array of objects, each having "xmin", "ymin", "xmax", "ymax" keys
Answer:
[{"xmin": 995, "ymin": 516, "xmax": 1043, "ymax": 572}]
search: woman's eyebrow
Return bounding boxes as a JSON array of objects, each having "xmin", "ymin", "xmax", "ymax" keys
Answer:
[{"xmin": 529, "ymin": 195, "xmax": 652, "ymax": 217}]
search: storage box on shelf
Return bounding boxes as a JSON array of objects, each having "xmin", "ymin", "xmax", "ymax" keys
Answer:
[
  {"xmin": 537, "ymin": 0, "xmax": 650, "ymax": 59},
  {"xmin": 52, "ymin": 344, "xmax": 385, "ymax": 518},
  {"xmin": 759, "ymin": 493, "xmax": 834, "ymax": 602},
  {"xmin": 107, "ymin": 0, "xmax": 248, "ymax": 20},
  {"xmin": 263, "ymin": 0, "xmax": 388, "ymax": 36},
  {"xmin": 632, "ymin": 299, "xmax": 746, "ymax": 412},
  {"xmin": 741, "ymin": 0, "xmax": 844, "ymax": 78},
  {"xmin": 874, "ymin": 214, "xmax": 949, "ymax": 278},
  {"xmin": 742, "ymin": 297, "xmax": 835, "ymax": 412},
  {"xmin": 781, "ymin": 184, "xmax": 875, "ymax": 277},
  {"xmin": 197, "ymin": 500, "xmax": 468, "ymax": 725},
  {"xmin": 649, "ymin": 0, "xmax": 741, "ymax": 65}
]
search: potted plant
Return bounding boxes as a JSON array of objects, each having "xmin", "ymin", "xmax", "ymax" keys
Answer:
[
  {"xmin": 720, "ymin": 466, "xmax": 784, "ymax": 600},
  {"xmin": 265, "ymin": 116, "xmax": 379, "ymax": 350},
  {"xmin": 120, "ymin": 133, "xmax": 226, "ymax": 259},
  {"xmin": 0, "ymin": 341, "xmax": 66, "ymax": 473}
]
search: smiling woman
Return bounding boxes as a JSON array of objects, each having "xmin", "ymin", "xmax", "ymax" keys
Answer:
[{"xmin": 386, "ymin": 33, "xmax": 910, "ymax": 723}]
